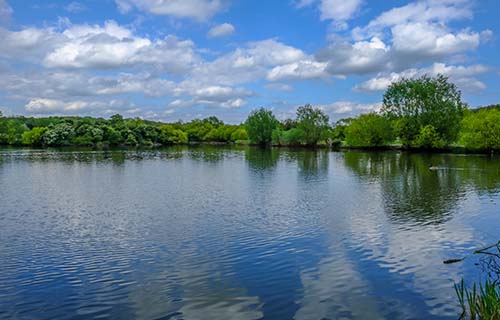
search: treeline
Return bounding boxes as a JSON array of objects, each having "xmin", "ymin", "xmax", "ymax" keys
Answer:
[
  {"xmin": 334, "ymin": 76, "xmax": 500, "ymax": 152},
  {"xmin": 0, "ymin": 75, "xmax": 499, "ymax": 152},
  {"xmin": 245, "ymin": 75, "xmax": 500, "ymax": 152},
  {"xmin": 0, "ymin": 105, "xmax": 329, "ymax": 148},
  {"xmin": 0, "ymin": 114, "xmax": 249, "ymax": 147}
]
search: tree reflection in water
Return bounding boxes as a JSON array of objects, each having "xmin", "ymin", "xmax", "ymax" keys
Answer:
[{"xmin": 343, "ymin": 151, "xmax": 500, "ymax": 225}]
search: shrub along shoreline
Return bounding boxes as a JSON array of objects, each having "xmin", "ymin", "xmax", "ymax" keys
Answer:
[{"xmin": 1, "ymin": 75, "xmax": 499, "ymax": 154}]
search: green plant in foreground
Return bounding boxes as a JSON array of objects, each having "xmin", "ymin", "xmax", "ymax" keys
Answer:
[{"xmin": 455, "ymin": 279, "xmax": 500, "ymax": 319}]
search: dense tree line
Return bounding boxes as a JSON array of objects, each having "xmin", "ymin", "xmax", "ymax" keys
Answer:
[
  {"xmin": 249, "ymin": 75, "xmax": 500, "ymax": 151},
  {"xmin": 335, "ymin": 75, "xmax": 500, "ymax": 152},
  {"xmin": 246, "ymin": 104, "xmax": 331, "ymax": 147},
  {"xmin": 1, "ymin": 75, "xmax": 499, "ymax": 151},
  {"xmin": 0, "ymin": 114, "xmax": 248, "ymax": 147}
]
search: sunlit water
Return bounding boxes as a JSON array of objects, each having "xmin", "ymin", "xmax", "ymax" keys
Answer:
[{"xmin": 1, "ymin": 146, "xmax": 499, "ymax": 320}]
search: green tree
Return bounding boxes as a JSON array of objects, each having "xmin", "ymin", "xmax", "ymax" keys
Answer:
[
  {"xmin": 125, "ymin": 133, "xmax": 138, "ymax": 146},
  {"xmin": 345, "ymin": 113, "xmax": 394, "ymax": 147},
  {"xmin": 167, "ymin": 129, "xmax": 188, "ymax": 144},
  {"xmin": 102, "ymin": 126, "xmax": 122, "ymax": 145},
  {"xmin": 74, "ymin": 124, "xmax": 103, "ymax": 146},
  {"xmin": 205, "ymin": 116, "xmax": 223, "ymax": 127},
  {"xmin": 331, "ymin": 118, "xmax": 354, "ymax": 146},
  {"xmin": 22, "ymin": 127, "xmax": 48, "ymax": 146},
  {"xmin": 182, "ymin": 118, "xmax": 215, "ymax": 141},
  {"xmin": 245, "ymin": 108, "xmax": 278, "ymax": 146},
  {"xmin": 283, "ymin": 128, "xmax": 305, "ymax": 146},
  {"xmin": 3, "ymin": 119, "xmax": 29, "ymax": 145},
  {"xmin": 296, "ymin": 104, "xmax": 329, "ymax": 146},
  {"xmin": 219, "ymin": 125, "xmax": 239, "ymax": 142},
  {"xmin": 132, "ymin": 124, "xmax": 159, "ymax": 145},
  {"xmin": 109, "ymin": 114, "xmax": 124, "ymax": 129},
  {"xmin": 159, "ymin": 125, "xmax": 188, "ymax": 144},
  {"xmin": 230, "ymin": 128, "xmax": 248, "ymax": 142},
  {"xmin": 382, "ymin": 74, "xmax": 466, "ymax": 147},
  {"xmin": 272, "ymin": 128, "xmax": 285, "ymax": 146},
  {"xmin": 0, "ymin": 119, "xmax": 7, "ymax": 143},
  {"xmin": 202, "ymin": 125, "xmax": 238, "ymax": 142},
  {"xmin": 203, "ymin": 128, "xmax": 219, "ymax": 141},
  {"xmin": 459, "ymin": 109, "xmax": 500, "ymax": 151},
  {"xmin": 281, "ymin": 118, "xmax": 297, "ymax": 130},
  {"xmin": 413, "ymin": 125, "xmax": 446, "ymax": 149},
  {"xmin": 42, "ymin": 123, "xmax": 75, "ymax": 146}
]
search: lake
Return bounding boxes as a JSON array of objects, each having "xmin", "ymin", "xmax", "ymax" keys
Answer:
[{"xmin": 0, "ymin": 146, "xmax": 499, "ymax": 319}]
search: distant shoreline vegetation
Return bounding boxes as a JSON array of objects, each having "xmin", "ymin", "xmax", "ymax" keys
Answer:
[{"xmin": 1, "ymin": 75, "xmax": 499, "ymax": 153}]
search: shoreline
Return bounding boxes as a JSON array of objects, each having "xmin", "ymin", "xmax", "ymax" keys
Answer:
[{"xmin": 1, "ymin": 142, "xmax": 498, "ymax": 155}]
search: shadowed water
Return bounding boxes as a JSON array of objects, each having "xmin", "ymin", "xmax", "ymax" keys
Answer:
[{"xmin": 0, "ymin": 146, "xmax": 499, "ymax": 319}]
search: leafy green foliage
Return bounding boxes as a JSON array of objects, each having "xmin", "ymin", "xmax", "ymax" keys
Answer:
[
  {"xmin": 413, "ymin": 125, "xmax": 446, "ymax": 149},
  {"xmin": 203, "ymin": 125, "xmax": 242, "ymax": 142},
  {"xmin": 0, "ymin": 114, "xmax": 246, "ymax": 147},
  {"xmin": 281, "ymin": 118, "xmax": 297, "ymax": 130},
  {"xmin": 331, "ymin": 118, "xmax": 353, "ymax": 146},
  {"xmin": 382, "ymin": 74, "xmax": 466, "ymax": 147},
  {"xmin": 102, "ymin": 126, "xmax": 122, "ymax": 145},
  {"xmin": 125, "ymin": 133, "xmax": 138, "ymax": 146},
  {"xmin": 296, "ymin": 104, "xmax": 329, "ymax": 146},
  {"xmin": 474, "ymin": 104, "xmax": 500, "ymax": 113},
  {"xmin": 74, "ymin": 124, "xmax": 103, "ymax": 146},
  {"xmin": 183, "ymin": 119, "xmax": 214, "ymax": 141},
  {"xmin": 460, "ymin": 109, "xmax": 500, "ymax": 151},
  {"xmin": 230, "ymin": 127, "xmax": 248, "ymax": 142},
  {"xmin": 159, "ymin": 125, "xmax": 188, "ymax": 144},
  {"xmin": 0, "ymin": 119, "xmax": 28, "ymax": 145},
  {"xmin": 245, "ymin": 108, "xmax": 278, "ymax": 145},
  {"xmin": 272, "ymin": 127, "xmax": 304, "ymax": 146},
  {"xmin": 283, "ymin": 128, "xmax": 305, "ymax": 146},
  {"xmin": 22, "ymin": 127, "xmax": 48, "ymax": 146},
  {"xmin": 271, "ymin": 128, "xmax": 284, "ymax": 146},
  {"xmin": 345, "ymin": 114, "xmax": 393, "ymax": 147},
  {"xmin": 43, "ymin": 123, "xmax": 75, "ymax": 146}
]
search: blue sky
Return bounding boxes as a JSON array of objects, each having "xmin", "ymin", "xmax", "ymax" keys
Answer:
[{"xmin": 0, "ymin": 0, "xmax": 498, "ymax": 123}]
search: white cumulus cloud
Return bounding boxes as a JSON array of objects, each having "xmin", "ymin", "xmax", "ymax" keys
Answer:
[
  {"xmin": 267, "ymin": 60, "xmax": 328, "ymax": 81},
  {"xmin": 355, "ymin": 63, "xmax": 489, "ymax": 92},
  {"xmin": 316, "ymin": 37, "xmax": 390, "ymax": 76},
  {"xmin": 42, "ymin": 21, "xmax": 200, "ymax": 74},
  {"xmin": 25, "ymin": 98, "xmax": 90, "ymax": 113},
  {"xmin": 207, "ymin": 23, "xmax": 235, "ymax": 38},
  {"xmin": 295, "ymin": 0, "xmax": 363, "ymax": 30},
  {"xmin": 352, "ymin": 0, "xmax": 473, "ymax": 40}
]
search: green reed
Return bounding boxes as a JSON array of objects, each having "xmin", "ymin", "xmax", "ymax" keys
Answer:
[{"xmin": 455, "ymin": 279, "xmax": 500, "ymax": 319}]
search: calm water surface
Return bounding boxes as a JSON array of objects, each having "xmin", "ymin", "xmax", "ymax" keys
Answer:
[{"xmin": 0, "ymin": 147, "xmax": 499, "ymax": 319}]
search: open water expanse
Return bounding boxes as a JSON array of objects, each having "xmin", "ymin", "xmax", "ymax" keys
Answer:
[{"xmin": 0, "ymin": 146, "xmax": 499, "ymax": 319}]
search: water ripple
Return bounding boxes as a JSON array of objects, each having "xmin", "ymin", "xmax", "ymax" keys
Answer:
[{"xmin": 0, "ymin": 148, "xmax": 499, "ymax": 319}]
